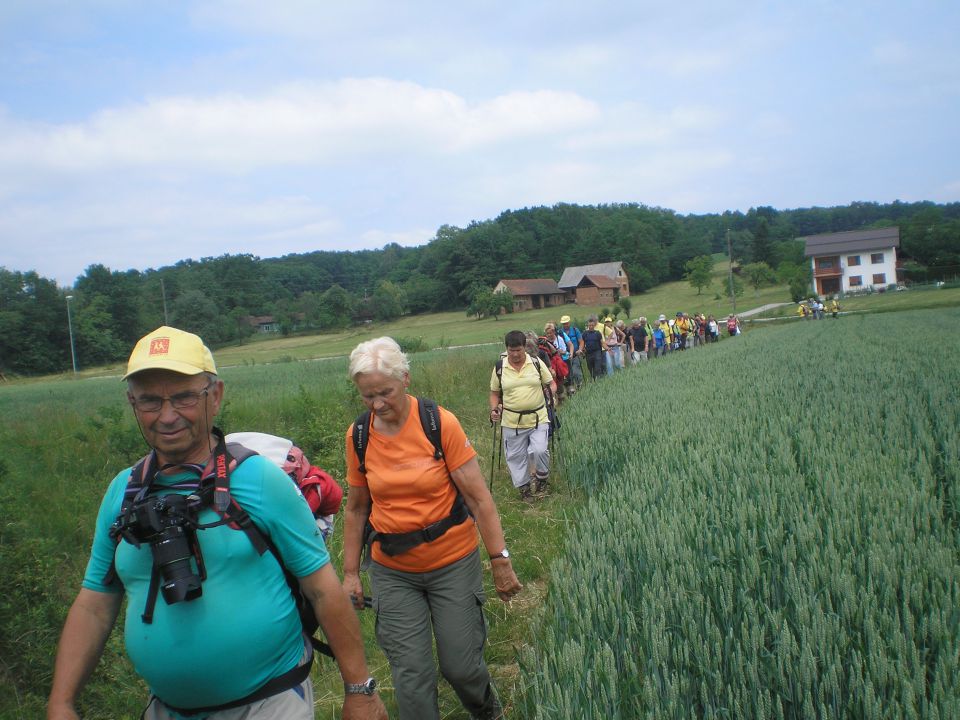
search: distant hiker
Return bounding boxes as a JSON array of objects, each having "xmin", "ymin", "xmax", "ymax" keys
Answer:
[
  {"xmin": 490, "ymin": 330, "xmax": 556, "ymax": 501},
  {"xmin": 674, "ymin": 312, "xmax": 690, "ymax": 350},
  {"xmin": 707, "ymin": 314, "xmax": 719, "ymax": 342},
  {"xmin": 539, "ymin": 328, "xmax": 569, "ymax": 404},
  {"xmin": 654, "ymin": 314, "xmax": 671, "ymax": 357},
  {"xmin": 559, "ymin": 314, "xmax": 585, "ymax": 392},
  {"xmin": 601, "ymin": 317, "xmax": 623, "ymax": 373},
  {"xmin": 48, "ymin": 326, "xmax": 386, "ymax": 720},
  {"xmin": 342, "ymin": 337, "xmax": 520, "ymax": 720},
  {"xmin": 581, "ymin": 316, "xmax": 606, "ymax": 379},
  {"xmin": 694, "ymin": 312, "xmax": 706, "ymax": 347},
  {"xmin": 628, "ymin": 317, "xmax": 649, "ymax": 363},
  {"xmin": 727, "ymin": 314, "xmax": 741, "ymax": 336}
]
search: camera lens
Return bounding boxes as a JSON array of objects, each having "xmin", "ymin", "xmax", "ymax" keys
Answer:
[{"xmin": 153, "ymin": 524, "xmax": 203, "ymax": 604}]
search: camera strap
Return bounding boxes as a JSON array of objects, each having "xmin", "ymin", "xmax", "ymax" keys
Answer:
[{"xmin": 106, "ymin": 427, "xmax": 267, "ymax": 623}]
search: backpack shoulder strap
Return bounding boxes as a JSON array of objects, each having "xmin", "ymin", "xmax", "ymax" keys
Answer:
[
  {"xmin": 416, "ymin": 397, "xmax": 443, "ymax": 462},
  {"xmin": 352, "ymin": 410, "xmax": 373, "ymax": 474}
]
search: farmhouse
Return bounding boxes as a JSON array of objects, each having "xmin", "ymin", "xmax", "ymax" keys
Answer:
[
  {"xmin": 557, "ymin": 261, "xmax": 630, "ymax": 305},
  {"xmin": 245, "ymin": 315, "xmax": 281, "ymax": 333},
  {"xmin": 801, "ymin": 227, "xmax": 901, "ymax": 296},
  {"xmin": 493, "ymin": 278, "xmax": 567, "ymax": 312}
]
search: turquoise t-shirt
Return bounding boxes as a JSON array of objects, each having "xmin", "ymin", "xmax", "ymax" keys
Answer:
[{"xmin": 82, "ymin": 454, "xmax": 329, "ymax": 710}]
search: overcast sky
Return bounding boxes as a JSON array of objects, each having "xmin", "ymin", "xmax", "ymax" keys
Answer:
[{"xmin": 2, "ymin": 1, "xmax": 958, "ymax": 287}]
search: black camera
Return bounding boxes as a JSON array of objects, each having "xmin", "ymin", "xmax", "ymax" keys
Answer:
[{"xmin": 113, "ymin": 494, "xmax": 204, "ymax": 605}]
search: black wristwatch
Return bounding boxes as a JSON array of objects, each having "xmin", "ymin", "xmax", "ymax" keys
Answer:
[{"xmin": 345, "ymin": 676, "xmax": 378, "ymax": 695}]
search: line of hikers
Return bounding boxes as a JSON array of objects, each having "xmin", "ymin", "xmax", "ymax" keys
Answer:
[
  {"xmin": 797, "ymin": 297, "xmax": 840, "ymax": 319},
  {"xmin": 532, "ymin": 311, "xmax": 743, "ymax": 390}
]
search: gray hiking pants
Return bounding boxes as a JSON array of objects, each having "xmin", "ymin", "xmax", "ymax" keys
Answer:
[{"xmin": 370, "ymin": 549, "xmax": 501, "ymax": 720}]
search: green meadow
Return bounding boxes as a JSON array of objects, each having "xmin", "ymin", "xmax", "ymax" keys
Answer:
[{"xmin": 3, "ymin": 279, "xmax": 959, "ymax": 718}]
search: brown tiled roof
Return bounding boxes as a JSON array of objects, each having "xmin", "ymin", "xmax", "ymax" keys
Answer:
[
  {"xmin": 578, "ymin": 274, "xmax": 619, "ymax": 289},
  {"xmin": 496, "ymin": 278, "xmax": 564, "ymax": 296},
  {"xmin": 802, "ymin": 227, "xmax": 900, "ymax": 256}
]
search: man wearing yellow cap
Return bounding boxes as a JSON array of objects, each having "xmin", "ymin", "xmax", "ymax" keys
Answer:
[{"xmin": 48, "ymin": 327, "xmax": 386, "ymax": 720}]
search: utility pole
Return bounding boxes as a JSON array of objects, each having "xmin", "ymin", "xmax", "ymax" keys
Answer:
[
  {"xmin": 160, "ymin": 278, "xmax": 170, "ymax": 324},
  {"xmin": 726, "ymin": 229, "xmax": 737, "ymax": 315},
  {"xmin": 65, "ymin": 295, "xmax": 78, "ymax": 375}
]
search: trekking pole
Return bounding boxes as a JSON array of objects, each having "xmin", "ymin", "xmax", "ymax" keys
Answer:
[
  {"xmin": 496, "ymin": 422, "xmax": 503, "ymax": 474},
  {"xmin": 488, "ymin": 421, "xmax": 498, "ymax": 490}
]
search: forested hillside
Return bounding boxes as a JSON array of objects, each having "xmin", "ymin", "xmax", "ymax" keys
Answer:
[{"xmin": 3, "ymin": 200, "xmax": 959, "ymax": 376}]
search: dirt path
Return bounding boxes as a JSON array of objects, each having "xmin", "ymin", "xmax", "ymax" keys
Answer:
[{"xmin": 738, "ymin": 302, "xmax": 791, "ymax": 318}]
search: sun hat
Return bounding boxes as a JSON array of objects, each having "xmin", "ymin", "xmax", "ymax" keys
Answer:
[
  {"xmin": 123, "ymin": 326, "xmax": 218, "ymax": 379},
  {"xmin": 560, "ymin": 315, "xmax": 571, "ymax": 323},
  {"xmin": 658, "ymin": 314, "xmax": 666, "ymax": 321}
]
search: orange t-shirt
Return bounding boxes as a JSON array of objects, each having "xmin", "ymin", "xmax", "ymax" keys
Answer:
[{"xmin": 345, "ymin": 397, "xmax": 478, "ymax": 572}]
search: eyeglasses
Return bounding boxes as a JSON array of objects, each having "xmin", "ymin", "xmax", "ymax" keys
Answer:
[{"xmin": 130, "ymin": 383, "xmax": 213, "ymax": 413}]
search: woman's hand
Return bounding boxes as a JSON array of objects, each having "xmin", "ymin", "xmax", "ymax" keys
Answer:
[
  {"xmin": 342, "ymin": 572, "xmax": 366, "ymax": 610},
  {"xmin": 490, "ymin": 558, "xmax": 522, "ymax": 602}
]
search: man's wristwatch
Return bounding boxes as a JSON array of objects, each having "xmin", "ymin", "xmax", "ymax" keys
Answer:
[
  {"xmin": 344, "ymin": 676, "xmax": 378, "ymax": 695},
  {"xmin": 489, "ymin": 548, "xmax": 510, "ymax": 560}
]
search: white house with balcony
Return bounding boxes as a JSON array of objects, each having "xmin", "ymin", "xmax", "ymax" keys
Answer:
[{"xmin": 801, "ymin": 227, "xmax": 901, "ymax": 296}]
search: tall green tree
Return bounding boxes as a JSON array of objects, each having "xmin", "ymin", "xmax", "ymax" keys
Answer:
[
  {"xmin": 685, "ymin": 255, "xmax": 715, "ymax": 295},
  {"xmin": 371, "ymin": 281, "xmax": 408, "ymax": 321},
  {"xmin": 751, "ymin": 218, "xmax": 774, "ymax": 265},
  {"xmin": 318, "ymin": 284, "xmax": 355, "ymax": 327},
  {"xmin": 742, "ymin": 262, "xmax": 776, "ymax": 296},
  {"xmin": 0, "ymin": 270, "xmax": 69, "ymax": 375}
]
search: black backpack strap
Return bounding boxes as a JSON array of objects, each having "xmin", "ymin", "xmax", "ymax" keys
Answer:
[
  {"xmin": 416, "ymin": 397, "xmax": 443, "ymax": 461},
  {"xmin": 352, "ymin": 410, "xmax": 372, "ymax": 474},
  {"xmin": 103, "ymin": 452, "xmax": 155, "ymax": 588}
]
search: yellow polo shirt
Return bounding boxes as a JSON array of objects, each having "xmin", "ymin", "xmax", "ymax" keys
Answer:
[{"xmin": 490, "ymin": 353, "xmax": 553, "ymax": 430}]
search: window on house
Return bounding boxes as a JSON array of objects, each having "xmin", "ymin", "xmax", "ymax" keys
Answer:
[
  {"xmin": 871, "ymin": 252, "xmax": 884, "ymax": 264},
  {"xmin": 873, "ymin": 273, "xmax": 886, "ymax": 285},
  {"xmin": 818, "ymin": 258, "xmax": 834, "ymax": 269},
  {"xmin": 849, "ymin": 276, "xmax": 862, "ymax": 287},
  {"xmin": 848, "ymin": 255, "xmax": 861, "ymax": 266}
]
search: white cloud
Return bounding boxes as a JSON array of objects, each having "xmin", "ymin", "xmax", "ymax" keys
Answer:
[{"xmin": 0, "ymin": 80, "xmax": 599, "ymax": 181}]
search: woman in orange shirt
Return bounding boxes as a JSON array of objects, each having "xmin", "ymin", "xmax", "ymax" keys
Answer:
[{"xmin": 341, "ymin": 337, "xmax": 521, "ymax": 720}]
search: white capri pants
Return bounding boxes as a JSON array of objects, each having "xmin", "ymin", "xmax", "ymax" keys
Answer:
[{"xmin": 502, "ymin": 424, "xmax": 550, "ymax": 489}]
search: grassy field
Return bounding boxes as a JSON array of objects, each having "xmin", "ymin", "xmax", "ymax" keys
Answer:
[{"xmin": 4, "ymin": 273, "xmax": 960, "ymax": 718}]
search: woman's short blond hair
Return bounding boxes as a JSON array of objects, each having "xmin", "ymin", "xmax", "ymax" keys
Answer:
[{"xmin": 348, "ymin": 336, "xmax": 410, "ymax": 381}]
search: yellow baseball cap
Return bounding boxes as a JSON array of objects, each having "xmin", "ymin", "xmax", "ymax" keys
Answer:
[{"xmin": 123, "ymin": 326, "xmax": 218, "ymax": 380}]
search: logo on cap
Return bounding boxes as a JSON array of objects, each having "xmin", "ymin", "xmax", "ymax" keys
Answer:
[{"xmin": 149, "ymin": 338, "xmax": 170, "ymax": 356}]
